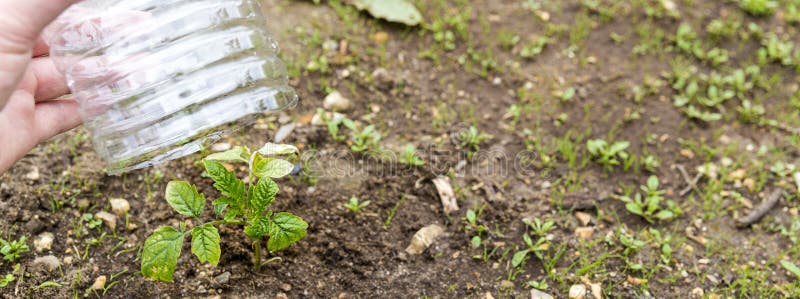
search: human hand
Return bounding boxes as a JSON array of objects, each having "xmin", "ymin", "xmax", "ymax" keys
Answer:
[{"xmin": 0, "ymin": 0, "xmax": 82, "ymax": 172}]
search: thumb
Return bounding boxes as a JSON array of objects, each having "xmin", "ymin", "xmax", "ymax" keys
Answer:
[{"xmin": 0, "ymin": 0, "xmax": 80, "ymax": 110}]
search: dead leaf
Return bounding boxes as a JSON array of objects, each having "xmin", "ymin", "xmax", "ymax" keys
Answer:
[{"xmin": 432, "ymin": 176, "xmax": 459, "ymax": 214}]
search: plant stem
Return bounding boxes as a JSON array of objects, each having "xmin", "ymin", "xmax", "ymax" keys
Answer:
[{"xmin": 253, "ymin": 240, "xmax": 262, "ymax": 270}]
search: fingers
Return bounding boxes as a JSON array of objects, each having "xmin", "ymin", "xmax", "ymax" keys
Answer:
[
  {"xmin": 29, "ymin": 57, "xmax": 69, "ymax": 101},
  {"xmin": 33, "ymin": 37, "xmax": 49, "ymax": 57},
  {"xmin": 33, "ymin": 98, "xmax": 81, "ymax": 143},
  {"xmin": 0, "ymin": 0, "xmax": 80, "ymax": 111},
  {"xmin": 0, "ymin": 0, "xmax": 81, "ymax": 44}
]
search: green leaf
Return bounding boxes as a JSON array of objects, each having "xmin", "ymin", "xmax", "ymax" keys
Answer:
[
  {"xmin": 252, "ymin": 156, "xmax": 295, "ymax": 178},
  {"xmin": 203, "ymin": 160, "xmax": 245, "ymax": 200},
  {"xmin": 625, "ymin": 202, "xmax": 644, "ymax": 216},
  {"xmin": 267, "ymin": 212, "xmax": 308, "ymax": 251},
  {"xmin": 141, "ymin": 226, "xmax": 184, "ymax": 282},
  {"xmin": 654, "ymin": 210, "xmax": 675, "ymax": 220},
  {"xmin": 205, "ymin": 146, "xmax": 250, "ymax": 163},
  {"xmin": 251, "ymin": 178, "xmax": 278, "ymax": 214},
  {"xmin": 191, "ymin": 224, "xmax": 221, "ymax": 266},
  {"xmin": 244, "ymin": 215, "xmax": 271, "ymax": 240},
  {"xmin": 512, "ymin": 250, "xmax": 529, "ymax": 268},
  {"xmin": 165, "ymin": 181, "xmax": 205, "ymax": 217},
  {"xmin": 349, "ymin": 0, "xmax": 423, "ymax": 26},
  {"xmin": 256, "ymin": 143, "xmax": 299, "ymax": 157},
  {"xmin": 33, "ymin": 281, "xmax": 62, "ymax": 290},
  {"xmin": 780, "ymin": 260, "xmax": 800, "ymax": 280}
]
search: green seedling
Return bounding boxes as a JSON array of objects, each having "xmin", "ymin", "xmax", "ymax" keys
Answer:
[
  {"xmin": 317, "ymin": 108, "xmax": 345, "ymax": 141},
  {"xmin": 343, "ymin": 196, "xmax": 371, "ymax": 213},
  {"xmin": 513, "ymin": 218, "xmax": 556, "ymax": 269},
  {"xmin": 464, "ymin": 209, "xmax": 487, "ymax": 249},
  {"xmin": 0, "ymin": 264, "xmax": 19, "ymax": 288},
  {"xmin": 399, "ymin": 144, "xmax": 425, "ymax": 166},
  {"xmin": 526, "ymin": 280, "xmax": 548, "ymax": 290},
  {"xmin": 586, "ymin": 139, "xmax": 630, "ymax": 171},
  {"xmin": 619, "ymin": 176, "xmax": 681, "ymax": 223},
  {"xmin": 618, "ymin": 231, "xmax": 646, "ymax": 257},
  {"xmin": 458, "ymin": 126, "xmax": 492, "ymax": 159},
  {"xmin": 762, "ymin": 34, "xmax": 795, "ymax": 66},
  {"xmin": 0, "ymin": 236, "xmax": 29, "ymax": 262},
  {"xmin": 342, "ymin": 119, "xmax": 382, "ymax": 152},
  {"xmin": 740, "ymin": 0, "xmax": 777, "ymax": 16},
  {"xmin": 560, "ymin": 87, "xmax": 576, "ymax": 102},
  {"xmin": 648, "ymin": 229, "xmax": 673, "ymax": 265},
  {"xmin": 780, "ymin": 260, "xmax": 800, "ymax": 280},
  {"xmin": 141, "ymin": 143, "xmax": 308, "ymax": 283},
  {"xmin": 737, "ymin": 100, "xmax": 765, "ymax": 123},
  {"xmin": 520, "ymin": 36, "xmax": 551, "ymax": 58},
  {"xmin": 82, "ymin": 213, "xmax": 103, "ymax": 230},
  {"xmin": 641, "ymin": 154, "xmax": 661, "ymax": 172}
]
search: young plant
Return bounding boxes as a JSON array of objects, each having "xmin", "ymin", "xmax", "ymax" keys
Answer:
[
  {"xmin": 740, "ymin": 0, "xmax": 777, "ymax": 16},
  {"xmin": 398, "ymin": 144, "xmax": 425, "ymax": 166},
  {"xmin": 0, "ymin": 264, "xmax": 19, "ymax": 288},
  {"xmin": 0, "ymin": 236, "xmax": 29, "ymax": 262},
  {"xmin": 512, "ymin": 218, "xmax": 556, "ymax": 269},
  {"xmin": 141, "ymin": 143, "xmax": 308, "ymax": 283},
  {"xmin": 619, "ymin": 176, "xmax": 680, "ymax": 223},
  {"xmin": 457, "ymin": 126, "xmax": 492, "ymax": 159},
  {"xmin": 317, "ymin": 108, "xmax": 345, "ymax": 141},
  {"xmin": 343, "ymin": 196, "xmax": 371, "ymax": 213},
  {"xmin": 464, "ymin": 209, "xmax": 487, "ymax": 249},
  {"xmin": 586, "ymin": 139, "xmax": 630, "ymax": 171},
  {"xmin": 342, "ymin": 119, "xmax": 382, "ymax": 152}
]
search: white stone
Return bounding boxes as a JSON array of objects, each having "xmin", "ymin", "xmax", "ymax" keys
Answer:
[
  {"xmin": 95, "ymin": 211, "xmax": 117, "ymax": 230},
  {"xmin": 274, "ymin": 123, "xmax": 296, "ymax": 143},
  {"xmin": 530, "ymin": 289, "xmax": 554, "ymax": 299},
  {"xmin": 109, "ymin": 198, "xmax": 130, "ymax": 216},
  {"xmin": 323, "ymin": 91, "xmax": 352, "ymax": 112},
  {"xmin": 568, "ymin": 284, "xmax": 586, "ymax": 299},
  {"xmin": 34, "ymin": 232, "xmax": 54, "ymax": 252}
]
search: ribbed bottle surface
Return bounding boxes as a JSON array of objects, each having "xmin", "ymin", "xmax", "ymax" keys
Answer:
[{"xmin": 44, "ymin": 0, "xmax": 297, "ymax": 174}]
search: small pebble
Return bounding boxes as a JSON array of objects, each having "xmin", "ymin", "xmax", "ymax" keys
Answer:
[
  {"xmin": 95, "ymin": 211, "xmax": 117, "ymax": 230},
  {"xmin": 211, "ymin": 143, "xmax": 232, "ymax": 152},
  {"xmin": 34, "ymin": 232, "xmax": 54, "ymax": 252},
  {"xmin": 280, "ymin": 283, "xmax": 292, "ymax": 292},
  {"xmin": 25, "ymin": 167, "xmax": 40, "ymax": 181},
  {"xmin": 109, "ymin": 198, "xmax": 130, "ymax": 216},
  {"xmin": 405, "ymin": 224, "xmax": 445, "ymax": 255},
  {"xmin": 92, "ymin": 275, "xmax": 107, "ymax": 290},
  {"xmin": 323, "ymin": 91, "xmax": 352, "ymax": 112},
  {"xmin": 274, "ymin": 123, "xmax": 296, "ymax": 143},
  {"xmin": 568, "ymin": 284, "xmax": 586, "ymax": 299},
  {"xmin": 530, "ymin": 289, "xmax": 554, "ymax": 299},
  {"xmin": 214, "ymin": 271, "xmax": 231, "ymax": 284}
]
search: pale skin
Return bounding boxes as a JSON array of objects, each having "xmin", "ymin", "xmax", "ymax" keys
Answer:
[{"xmin": 0, "ymin": 0, "xmax": 83, "ymax": 172}]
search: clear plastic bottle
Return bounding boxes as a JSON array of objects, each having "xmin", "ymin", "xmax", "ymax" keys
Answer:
[{"xmin": 43, "ymin": 0, "xmax": 298, "ymax": 174}]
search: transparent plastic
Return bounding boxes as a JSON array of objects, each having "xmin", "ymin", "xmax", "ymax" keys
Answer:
[{"xmin": 43, "ymin": 0, "xmax": 298, "ymax": 174}]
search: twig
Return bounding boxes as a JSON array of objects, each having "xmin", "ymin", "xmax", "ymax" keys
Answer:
[
  {"xmin": 675, "ymin": 164, "xmax": 701, "ymax": 196},
  {"xmin": 735, "ymin": 188, "xmax": 783, "ymax": 228}
]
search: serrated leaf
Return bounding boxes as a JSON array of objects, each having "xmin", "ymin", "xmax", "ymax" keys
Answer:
[
  {"xmin": 512, "ymin": 250, "xmax": 529, "ymax": 268},
  {"xmin": 165, "ymin": 181, "xmax": 205, "ymax": 217},
  {"xmin": 252, "ymin": 156, "xmax": 295, "ymax": 179},
  {"xmin": 141, "ymin": 226, "xmax": 184, "ymax": 282},
  {"xmin": 205, "ymin": 146, "xmax": 250, "ymax": 163},
  {"xmin": 203, "ymin": 160, "xmax": 245, "ymax": 200},
  {"xmin": 267, "ymin": 212, "xmax": 308, "ymax": 251},
  {"xmin": 349, "ymin": 0, "xmax": 423, "ymax": 26},
  {"xmin": 780, "ymin": 260, "xmax": 800, "ymax": 280},
  {"xmin": 251, "ymin": 177, "xmax": 278, "ymax": 214},
  {"xmin": 256, "ymin": 143, "xmax": 299, "ymax": 157},
  {"xmin": 191, "ymin": 224, "xmax": 221, "ymax": 266},
  {"xmin": 244, "ymin": 215, "xmax": 271, "ymax": 240}
]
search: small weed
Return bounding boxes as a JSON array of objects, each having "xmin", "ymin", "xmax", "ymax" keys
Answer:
[
  {"xmin": 457, "ymin": 126, "xmax": 492, "ymax": 159},
  {"xmin": 0, "ymin": 264, "xmax": 20, "ymax": 288},
  {"xmin": 740, "ymin": 0, "xmax": 777, "ymax": 16},
  {"xmin": 342, "ymin": 119, "xmax": 382, "ymax": 153},
  {"xmin": 343, "ymin": 196, "xmax": 371, "ymax": 213},
  {"xmin": 0, "ymin": 236, "xmax": 29, "ymax": 262},
  {"xmin": 586, "ymin": 138, "xmax": 630, "ymax": 171},
  {"xmin": 399, "ymin": 144, "xmax": 425, "ymax": 166},
  {"xmin": 619, "ymin": 176, "xmax": 681, "ymax": 223}
]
